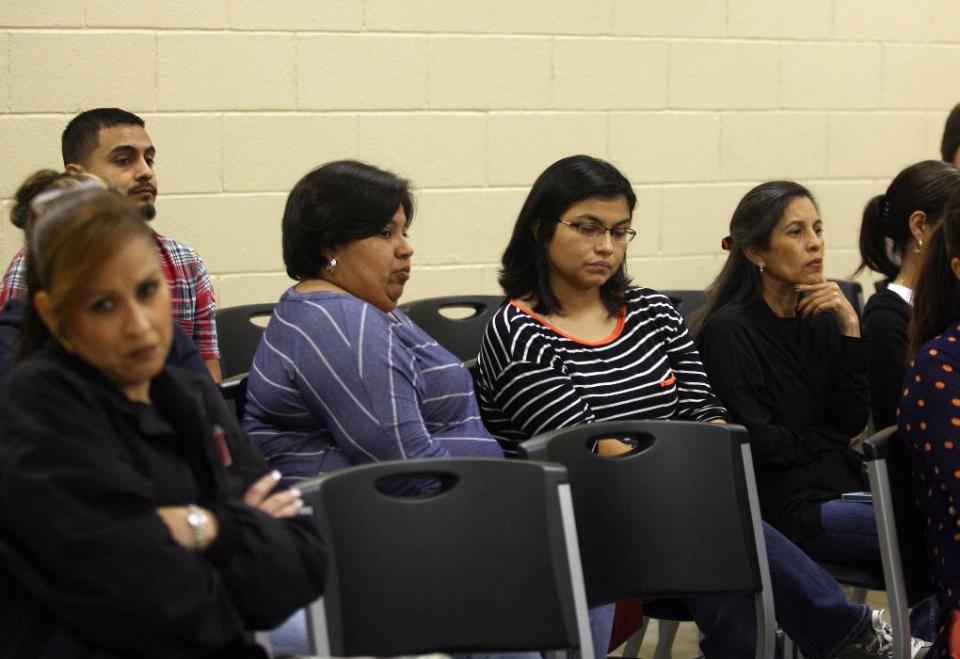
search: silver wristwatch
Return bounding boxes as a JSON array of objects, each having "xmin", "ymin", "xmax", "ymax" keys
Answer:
[{"xmin": 185, "ymin": 504, "xmax": 209, "ymax": 551}]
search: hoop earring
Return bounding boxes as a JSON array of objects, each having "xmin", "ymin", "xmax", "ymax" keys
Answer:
[
  {"xmin": 325, "ymin": 258, "xmax": 338, "ymax": 272},
  {"xmin": 758, "ymin": 263, "xmax": 766, "ymax": 274}
]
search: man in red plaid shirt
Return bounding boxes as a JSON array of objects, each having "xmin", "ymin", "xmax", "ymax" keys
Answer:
[{"xmin": 0, "ymin": 108, "xmax": 222, "ymax": 381}]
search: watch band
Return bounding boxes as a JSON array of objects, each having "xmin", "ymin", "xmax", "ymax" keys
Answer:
[{"xmin": 185, "ymin": 504, "xmax": 208, "ymax": 551}]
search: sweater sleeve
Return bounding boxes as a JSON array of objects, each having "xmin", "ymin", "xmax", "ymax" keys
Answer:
[
  {"xmin": 0, "ymin": 364, "xmax": 320, "ymax": 656},
  {"xmin": 655, "ymin": 297, "xmax": 728, "ymax": 422},
  {"xmin": 862, "ymin": 303, "xmax": 907, "ymax": 430},
  {"xmin": 700, "ymin": 317, "xmax": 859, "ymax": 467},
  {"xmin": 269, "ymin": 301, "xmax": 452, "ymax": 463},
  {"xmin": 188, "ymin": 371, "xmax": 328, "ymax": 630}
]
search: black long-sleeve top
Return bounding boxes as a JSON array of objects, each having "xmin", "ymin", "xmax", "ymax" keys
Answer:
[
  {"xmin": 861, "ymin": 288, "xmax": 911, "ymax": 430},
  {"xmin": 697, "ymin": 298, "xmax": 869, "ymax": 543},
  {"xmin": 0, "ymin": 346, "xmax": 327, "ymax": 659}
]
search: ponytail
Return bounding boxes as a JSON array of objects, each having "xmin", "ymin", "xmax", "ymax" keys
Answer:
[{"xmin": 856, "ymin": 194, "xmax": 899, "ymax": 280}]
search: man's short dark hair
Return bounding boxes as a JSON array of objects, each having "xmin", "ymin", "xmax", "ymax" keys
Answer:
[
  {"xmin": 941, "ymin": 103, "xmax": 960, "ymax": 163},
  {"xmin": 61, "ymin": 108, "xmax": 145, "ymax": 167}
]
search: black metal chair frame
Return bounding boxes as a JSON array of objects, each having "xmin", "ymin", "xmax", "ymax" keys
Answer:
[{"xmin": 863, "ymin": 426, "xmax": 935, "ymax": 659}]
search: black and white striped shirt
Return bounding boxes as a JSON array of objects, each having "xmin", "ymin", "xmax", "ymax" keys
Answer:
[{"xmin": 476, "ymin": 287, "xmax": 727, "ymax": 450}]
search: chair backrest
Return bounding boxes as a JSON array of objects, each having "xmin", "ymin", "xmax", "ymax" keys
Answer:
[
  {"xmin": 300, "ymin": 459, "xmax": 594, "ymax": 659},
  {"xmin": 661, "ymin": 290, "xmax": 706, "ymax": 322},
  {"xmin": 399, "ymin": 295, "xmax": 504, "ymax": 363},
  {"xmin": 218, "ymin": 373, "xmax": 248, "ymax": 422},
  {"xmin": 829, "ymin": 279, "xmax": 865, "ymax": 320},
  {"xmin": 863, "ymin": 426, "xmax": 936, "ymax": 658},
  {"xmin": 521, "ymin": 420, "xmax": 776, "ymax": 659},
  {"xmin": 215, "ymin": 303, "xmax": 275, "ymax": 378}
]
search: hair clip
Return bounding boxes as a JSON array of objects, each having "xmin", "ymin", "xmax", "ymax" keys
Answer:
[{"xmin": 721, "ymin": 235, "xmax": 732, "ymax": 251}]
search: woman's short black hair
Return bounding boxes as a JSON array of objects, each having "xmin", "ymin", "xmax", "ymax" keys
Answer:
[
  {"xmin": 282, "ymin": 160, "xmax": 414, "ymax": 281},
  {"xmin": 498, "ymin": 155, "xmax": 636, "ymax": 316}
]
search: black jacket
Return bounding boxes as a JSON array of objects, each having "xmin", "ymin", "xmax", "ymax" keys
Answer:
[
  {"xmin": 0, "ymin": 347, "xmax": 327, "ymax": 658},
  {"xmin": 698, "ymin": 298, "xmax": 869, "ymax": 543},
  {"xmin": 861, "ymin": 289, "xmax": 910, "ymax": 430}
]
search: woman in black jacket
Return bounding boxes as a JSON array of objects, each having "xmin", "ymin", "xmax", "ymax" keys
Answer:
[
  {"xmin": 855, "ymin": 160, "xmax": 960, "ymax": 429},
  {"xmin": 0, "ymin": 187, "xmax": 326, "ymax": 658},
  {"xmin": 692, "ymin": 181, "xmax": 872, "ymax": 567}
]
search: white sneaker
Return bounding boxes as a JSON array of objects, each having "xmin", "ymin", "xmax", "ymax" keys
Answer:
[{"xmin": 835, "ymin": 609, "xmax": 931, "ymax": 658}]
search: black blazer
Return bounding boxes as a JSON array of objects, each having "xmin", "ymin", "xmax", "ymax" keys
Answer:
[
  {"xmin": 0, "ymin": 347, "xmax": 327, "ymax": 658},
  {"xmin": 698, "ymin": 298, "xmax": 869, "ymax": 543}
]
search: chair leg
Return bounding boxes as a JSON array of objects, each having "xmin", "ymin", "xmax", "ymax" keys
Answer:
[
  {"xmin": 849, "ymin": 587, "xmax": 868, "ymax": 604},
  {"xmin": 620, "ymin": 619, "xmax": 648, "ymax": 658},
  {"xmin": 652, "ymin": 620, "xmax": 679, "ymax": 659}
]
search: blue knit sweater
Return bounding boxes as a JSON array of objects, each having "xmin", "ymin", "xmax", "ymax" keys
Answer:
[{"xmin": 243, "ymin": 288, "xmax": 502, "ymax": 484}]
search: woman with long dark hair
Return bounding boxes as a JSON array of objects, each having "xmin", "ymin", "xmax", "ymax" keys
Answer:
[
  {"xmin": 899, "ymin": 187, "xmax": 960, "ymax": 657},
  {"xmin": 692, "ymin": 181, "xmax": 874, "ymax": 568},
  {"xmin": 856, "ymin": 161, "xmax": 960, "ymax": 429}
]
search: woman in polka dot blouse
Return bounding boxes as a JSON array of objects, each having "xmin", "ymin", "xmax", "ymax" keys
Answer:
[{"xmin": 900, "ymin": 186, "xmax": 960, "ymax": 658}]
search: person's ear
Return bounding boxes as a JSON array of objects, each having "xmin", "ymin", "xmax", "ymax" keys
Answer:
[
  {"xmin": 64, "ymin": 163, "xmax": 85, "ymax": 176},
  {"xmin": 531, "ymin": 219, "xmax": 542, "ymax": 240},
  {"xmin": 743, "ymin": 244, "xmax": 764, "ymax": 268},
  {"xmin": 33, "ymin": 291, "xmax": 67, "ymax": 347},
  {"xmin": 908, "ymin": 210, "xmax": 928, "ymax": 243}
]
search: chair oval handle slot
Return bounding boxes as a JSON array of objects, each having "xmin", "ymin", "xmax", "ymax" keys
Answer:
[{"xmin": 373, "ymin": 472, "xmax": 460, "ymax": 498}]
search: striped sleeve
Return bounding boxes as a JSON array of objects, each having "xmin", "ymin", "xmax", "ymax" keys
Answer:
[
  {"xmin": 655, "ymin": 295, "xmax": 729, "ymax": 422},
  {"xmin": 477, "ymin": 305, "xmax": 594, "ymax": 448}
]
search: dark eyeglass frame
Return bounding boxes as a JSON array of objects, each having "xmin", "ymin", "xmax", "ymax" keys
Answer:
[{"xmin": 556, "ymin": 219, "xmax": 637, "ymax": 244}]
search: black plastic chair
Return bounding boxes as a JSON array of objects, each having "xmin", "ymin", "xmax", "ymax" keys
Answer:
[
  {"xmin": 520, "ymin": 420, "xmax": 776, "ymax": 659},
  {"xmin": 864, "ymin": 426, "xmax": 935, "ymax": 659},
  {"xmin": 299, "ymin": 459, "xmax": 594, "ymax": 659},
  {"xmin": 215, "ymin": 303, "xmax": 275, "ymax": 378},
  {"xmin": 829, "ymin": 279, "xmax": 865, "ymax": 320},
  {"xmin": 399, "ymin": 295, "xmax": 504, "ymax": 363}
]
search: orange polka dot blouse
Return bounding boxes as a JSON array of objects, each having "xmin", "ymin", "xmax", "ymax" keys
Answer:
[{"xmin": 899, "ymin": 322, "xmax": 960, "ymax": 658}]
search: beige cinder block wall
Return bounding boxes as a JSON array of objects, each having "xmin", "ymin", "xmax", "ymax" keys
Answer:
[{"xmin": 1, "ymin": 1, "xmax": 958, "ymax": 307}]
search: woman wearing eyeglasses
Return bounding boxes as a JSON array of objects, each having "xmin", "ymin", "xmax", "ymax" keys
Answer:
[{"xmin": 476, "ymin": 155, "xmax": 918, "ymax": 659}]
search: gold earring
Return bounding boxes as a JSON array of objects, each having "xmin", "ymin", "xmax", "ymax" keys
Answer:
[{"xmin": 915, "ymin": 238, "xmax": 923, "ymax": 254}]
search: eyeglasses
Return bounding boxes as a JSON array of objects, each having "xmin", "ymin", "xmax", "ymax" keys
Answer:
[{"xmin": 557, "ymin": 219, "xmax": 637, "ymax": 244}]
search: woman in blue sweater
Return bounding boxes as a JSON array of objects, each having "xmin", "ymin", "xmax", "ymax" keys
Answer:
[{"xmin": 243, "ymin": 160, "xmax": 503, "ymax": 486}]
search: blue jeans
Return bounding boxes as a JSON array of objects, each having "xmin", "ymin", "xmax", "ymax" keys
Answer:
[
  {"xmin": 796, "ymin": 499, "xmax": 882, "ymax": 571},
  {"xmin": 603, "ymin": 522, "xmax": 870, "ymax": 659},
  {"xmin": 796, "ymin": 498, "xmax": 937, "ymax": 642}
]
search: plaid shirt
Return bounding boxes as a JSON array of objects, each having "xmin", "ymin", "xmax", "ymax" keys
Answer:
[{"xmin": 0, "ymin": 231, "xmax": 220, "ymax": 360}]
